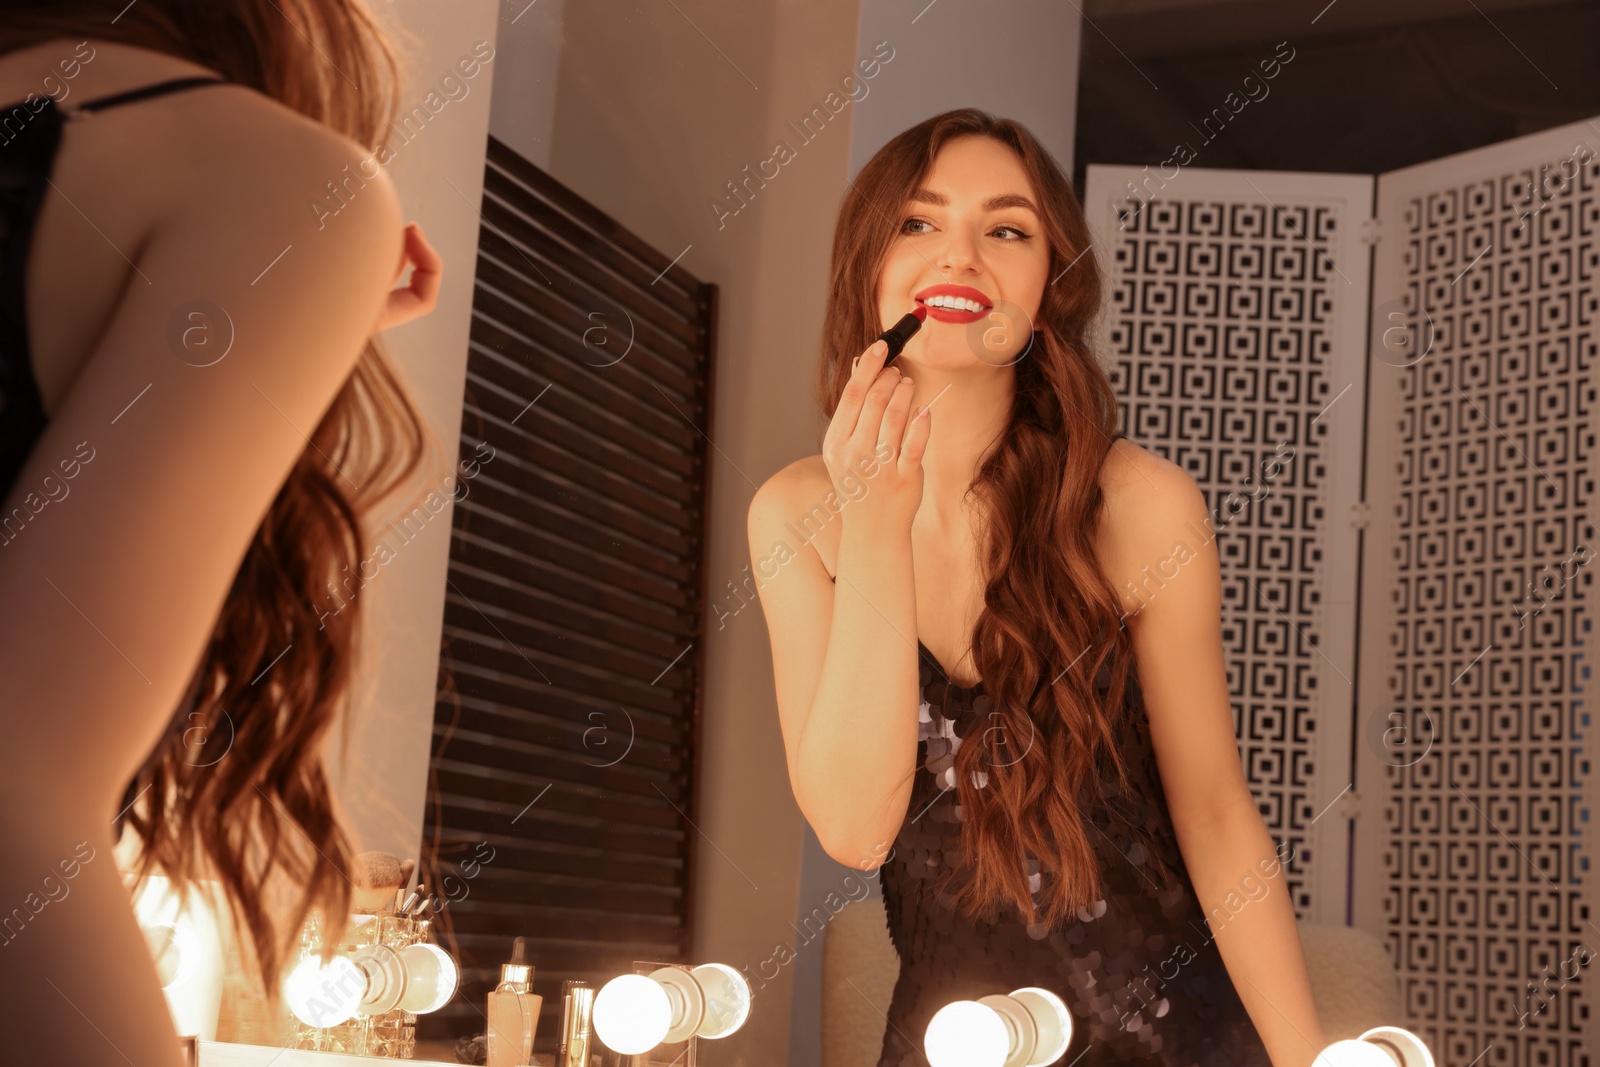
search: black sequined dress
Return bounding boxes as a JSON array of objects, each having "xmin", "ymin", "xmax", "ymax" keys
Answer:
[{"xmin": 874, "ymin": 634, "xmax": 1273, "ymax": 1067}]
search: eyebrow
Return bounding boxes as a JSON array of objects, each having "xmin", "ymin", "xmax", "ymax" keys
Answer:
[{"xmin": 909, "ymin": 188, "xmax": 1041, "ymax": 215}]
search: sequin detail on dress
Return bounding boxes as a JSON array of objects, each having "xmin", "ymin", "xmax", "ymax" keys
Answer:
[{"xmin": 873, "ymin": 639, "xmax": 1273, "ymax": 1067}]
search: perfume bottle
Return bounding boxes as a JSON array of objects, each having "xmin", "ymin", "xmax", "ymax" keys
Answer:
[{"xmin": 487, "ymin": 936, "xmax": 540, "ymax": 1067}]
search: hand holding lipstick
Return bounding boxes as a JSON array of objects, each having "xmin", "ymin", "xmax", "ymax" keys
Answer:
[{"xmin": 824, "ymin": 312, "xmax": 934, "ymax": 535}]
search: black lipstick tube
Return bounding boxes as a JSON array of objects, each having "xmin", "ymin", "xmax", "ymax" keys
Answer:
[{"xmin": 876, "ymin": 307, "xmax": 926, "ymax": 366}]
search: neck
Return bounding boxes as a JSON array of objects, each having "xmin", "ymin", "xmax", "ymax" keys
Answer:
[{"xmin": 906, "ymin": 362, "xmax": 1014, "ymax": 528}]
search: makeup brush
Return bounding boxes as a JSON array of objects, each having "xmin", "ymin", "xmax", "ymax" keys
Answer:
[
  {"xmin": 353, "ymin": 851, "xmax": 411, "ymax": 914},
  {"xmin": 399, "ymin": 884, "xmax": 422, "ymax": 915}
]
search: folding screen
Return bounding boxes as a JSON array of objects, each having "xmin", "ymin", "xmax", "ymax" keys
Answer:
[{"xmin": 1086, "ymin": 116, "xmax": 1600, "ymax": 1065}]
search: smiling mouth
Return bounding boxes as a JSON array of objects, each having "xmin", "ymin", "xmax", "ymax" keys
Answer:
[
  {"xmin": 916, "ymin": 294, "xmax": 992, "ymax": 314},
  {"xmin": 913, "ymin": 290, "xmax": 994, "ymax": 326}
]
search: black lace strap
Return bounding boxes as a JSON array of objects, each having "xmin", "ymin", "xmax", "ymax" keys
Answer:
[{"xmin": 72, "ymin": 75, "xmax": 228, "ymax": 115}]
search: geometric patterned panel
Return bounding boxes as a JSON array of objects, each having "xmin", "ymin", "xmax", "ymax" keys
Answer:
[
  {"xmin": 1359, "ymin": 119, "xmax": 1600, "ymax": 1067},
  {"xmin": 1084, "ymin": 166, "xmax": 1373, "ymax": 938}
]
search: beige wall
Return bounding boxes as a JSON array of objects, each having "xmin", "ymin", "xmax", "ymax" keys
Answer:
[
  {"xmin": 329, "ymin": 0, "xmax": 502, "ymax": 864},
  {"xmin": 541, "ymin": 1, "xmax": 864, "ymax": 1062},
  {"xmin": 487, "ymin": 0, "xmax": 567, "ymax": 169}
]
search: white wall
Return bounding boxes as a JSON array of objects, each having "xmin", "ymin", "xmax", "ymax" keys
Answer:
[
  {"xmin": 328, "ymin": 0, "xmax": 502, "ymax": 867},
  {"xmin": 530, "ymin": 2, "xmax": 864, "ymax": 1062},
  {"xmin": 486, "ymin": 0, "xmax": 567, "ymax": 169},
  {"xmin": 849, "ymin": 0, "xmax": 1081, "ymax": 177}
]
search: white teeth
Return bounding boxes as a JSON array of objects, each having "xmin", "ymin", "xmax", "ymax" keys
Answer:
[{"xmin": 922, "ymin": 294, "xmax": 984, "ymax": 312}]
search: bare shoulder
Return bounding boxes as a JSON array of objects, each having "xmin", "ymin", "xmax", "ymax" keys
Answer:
[
  {"xmin": 8, "ymin": 37, "xmax": 398, "ymax": 214},
  {"xmin": 167, "ymin": 83, "xmax": 402, "ymax": 223},
  {"xmin": 1095, "ymin": 439, "xmax": 1213, "ymax": 611},
  {"xmin": 130, "ymin": 87, "xmax": 405, "ymax": 385},
  {"xmin": 747, "ymin": 454, "xmax": 836, "ymax": 571},
  {"xmin": 750, "ymin": 454, "xmax": 831, "ymax": 514},
  {"xmin": 17, "ymin": 39, "xmax": 405, "ymax": 413},
  {"xmin": 1098, "ymin": 437, "xmax": 1198, "ymax": 510}
]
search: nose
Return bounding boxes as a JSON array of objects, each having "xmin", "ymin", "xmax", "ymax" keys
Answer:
[{"xmin": 936, "ymin": 224, "xmax": 981, "ymax": 275}]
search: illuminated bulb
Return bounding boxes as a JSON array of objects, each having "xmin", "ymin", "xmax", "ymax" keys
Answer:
[
  {"xmin": 592, "ymin": 975, "xmax": 674, "ymax": 1054},
  {"xmin": 283, "ymin": 943, "xmax": 460, "ymax": 1028},
  {"xmin": 925, "ymin": 1001, "xmax": 1009, "ymax": 1067},
  {"xmin": 1314, "ymin": 1039, "xmax": 1399, "ymax": 1067},
  {"xmin": 591, "ymin": 962, "xmax": 752, "ymax": 1055},
  {"xmin": 924, "ymin": 987, "xmax": 1073, "ymax": 1067},
  {"xmin": 131, "ymin": 876, "xmax": 227, "ymax": 1039},
  {"xmin": 1357, "ymin": 1026, "xmax": 1436, "ymax": 1067},
  {"xmin": 397, "ymin": 943, "xmax": 459, "ymax": 1014},
  {"xmin": 285, "ymin": 955, "xmax": 366, "ymax": 1028},
  {"xmin": 689, "ymin": 963, "xmax": 752, "ymax": 1039},
  {"xmin": 141, "ymin": 921, "xmax": 200, "ymax": 990}
]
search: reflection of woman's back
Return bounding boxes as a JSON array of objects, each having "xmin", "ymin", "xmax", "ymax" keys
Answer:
[
  {"xmin": 0, "ymin": 18, "xmax": 439, "ymax": 1067},
  {"xmin": 830, "ymin": 580, "xmax": 1272, "ymax": 1067}
]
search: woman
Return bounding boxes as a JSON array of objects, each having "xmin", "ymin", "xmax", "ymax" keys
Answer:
[
  {"xmin": 0, "ymin": 2, "xmax": 443, "ymax": 1063},
  {"xmin": 748, "ymin": 109, "xmax": 1330, "ymax": 1066}
]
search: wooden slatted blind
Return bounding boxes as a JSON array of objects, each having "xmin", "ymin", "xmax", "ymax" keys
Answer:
[{"xmin": 418, "ymin": 135, "xmax": 718, "ymax": 1052}]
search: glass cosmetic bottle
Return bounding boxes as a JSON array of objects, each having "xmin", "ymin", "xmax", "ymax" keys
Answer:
[{"xmin": 487, "ymin": 936, "xmax": 539, "ymax": 1067}]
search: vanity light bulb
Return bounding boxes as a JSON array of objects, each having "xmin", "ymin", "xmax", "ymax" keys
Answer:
[
  {"xmin": 592, "ymin": 974, "xmax": 673, "ymax": 1054},
  {"xmin": 1007, "ymin": 987, "xmax": 1073, "ymax": 1066},
  {"xmin": 141, "ymin": 921, "xmax": 201, "ymax": 991},
  {"xmin": 592, "ymin": 963, "xmax": 751, "ymax": 1053},
  {"xmin": 924, "ymin": 1000, "xmax": 1010, "ymax": 1067},
  {"xmin": 1314, "ymin": 1039, "xmax": 1400, "ymax": 1067},
  {"xmin": 398, "ymin": 943, "xmax": 459, "ymax": 1014},
  {"xmin": 688, "ymin": 963, "xmax": 752, "ymax": 1039},
  {"xmin": 924, "ymin": 987, "xmax": 1072, "ymax": 1067},
  {"xmin": 284, "ymin": 954, "xmax": 366, "ymax": 1028},
  {"xmin": 1357, "ymin": 1026, "xmax": 1436, "ymax": 1067}
]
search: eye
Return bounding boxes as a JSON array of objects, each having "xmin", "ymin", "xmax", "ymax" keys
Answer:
[{"xmin": 901, "ymin": 217, "xmax": 1033, "ymax": 240}]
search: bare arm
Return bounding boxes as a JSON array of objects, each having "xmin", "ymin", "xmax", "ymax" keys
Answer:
[
  {"xmin": 0, "ymin": 97, "xmax": 407, "ymax": 1066},
  {"xmin": 747, "ymin": 340, "xmax": 932, "ymax": 869},
  {"xmin": 1108, "ymin": 449, "xmax": 1330, "ymax": 1067}
]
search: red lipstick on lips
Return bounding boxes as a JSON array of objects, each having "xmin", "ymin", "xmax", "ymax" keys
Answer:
[{"xmin": 914, "ymin": 284, "xmax": 993, "ymax": 325}]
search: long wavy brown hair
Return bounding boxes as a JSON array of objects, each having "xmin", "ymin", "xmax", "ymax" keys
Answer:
[
  {"xmin": 820, "ymin": 108, "xmax": 1181, "ymax": 928},
  {"xmin": 1, "ymin": 1, "xmax": 433, "ymax": 1000}
]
